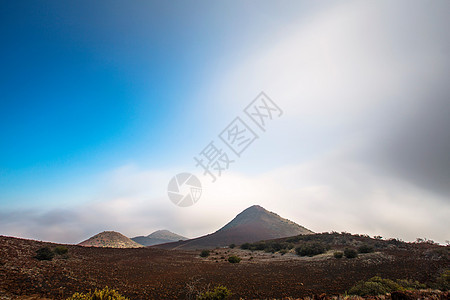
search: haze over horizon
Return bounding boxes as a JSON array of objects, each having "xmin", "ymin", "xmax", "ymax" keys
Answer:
[{"xmin": 1, "ymin": 0, "xmax": 449, "ymax": 244}]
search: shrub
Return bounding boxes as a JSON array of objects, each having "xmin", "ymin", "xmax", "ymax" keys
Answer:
[
  {"xmin": 344, "ymin": 248, "xmax": 358, "ymax": 258},
  {"xmin": 348, "ymin": 276, "xmax": 404, "ymax": 296},
  {"xmin": 435, "ymin": 269, "xmax": 450, "ymax": 291},
  {"xmin": 286, "ymin": 236, "xmax": 301, "ymax": 243},
  {"xmin": 252, "ymin": 242, "xmax": 266, "ymax": 251},
  {"xmin": 35, "ymin": 247, "xmax": 54, "ymax": 261},
  {"xmin": 295, "ymin": 242, "xmax": 327, "ymax": 257},
  {"xmin": 227, "ymin": 255, "xmax": 241, "ymax": 263},
  {"xmin": 228, "ymin": 244, "xmax": 235, "ymax": 249},
  {"xmin": 267, "ymin": 242, "xmax": 283, "ymax": 252},
  {"xmin": 396, "ymin": 279, "xmax": 426, "ymax": 290},
  {"xmin": 358, "ymin": 244, "xmax": 374, "ymax": 253},
  {"xmin": 264, "ymin": 247, "xmax": 275, "ymax": 253},
  {"xmin": 200, "ymin": 250, "xmax": 210, "ymax": 258},
  {"xmin": 197, "ymin": 285, "xmax": 231, "ymax": 300},
  {"xmin": 240, "ymin": 243, "xmax": 250, "ymax": 250},
  {"xmin": 349, "ymin": 280, "xmax": 390, "ymax": 296},
  {"xmin": 334, "ymin": 251, "xmax": 343, "ymax": 259},
  {"xmin": 66, "ymin": 287, "xmax": 129, "ymax": 300},
  {"xmin": 54, "ymin": 246, "xmax": 69, "ymax": 255},
  {"xmin": 280, "ymin": 249, "xmax": 288, "ymax": 255}
]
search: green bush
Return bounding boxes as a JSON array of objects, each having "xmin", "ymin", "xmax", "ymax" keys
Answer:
[
  {"xmin": 344, "ymin": 248, "xmax": 358, "ymax": 258},
  {"xmin": 66, "ymin": 287, "xmax": 129, "ymax": 300},
  {"xmin": 280, "ymin": 249, "xmax": 288, "ymax": 255},
  {"xmin": 334, "ymin": 251, "xmax": 343, "ymax": 259},
  {"xmin": 396, "ymin": 279, "xmax": 426, "ymax": 290},
  {"xmin": 200, "ymin": 250, "xmax": 210, "ymax": 258},
  {"xmin": 252, "ymin": 242, "xmax": 266, "ymax": 251},
  {"xmin": 240, "ymin": 243, "xmax": 250, "ymax": 250},
  {"xmin": 228, "ymin": 244, "xmax": 235, "ymax": 249},
  {"xmin": 240, "ymin": 241, "xmax": 294, "ymax": 253},
  {"xmin": 227, "ymin": 255, "xmax": 241, "ymax": 263},
  {"xmin": 358, "ymin": 244, "xmax": 374, "ymax": 253},
  {"xmin": 54, "ymin": 246, "xmax": 69, "ymax": 255},
  {"xmin": 295, "ymin": 242, "xmax": 327, "ymax": 257},
  {"xmin": 264, "ymin": 247, "xmax": 275, "ymax": 253},
  {"xmin": 349, "ymin": 281, "xmax": 390, "ymax": 296},
  {"xmin": 35, "ymin": 247, "xmax": 54, "ymax": 261},
  {"xmin": 197, "ymin": 285, "xmax": 231, "ymax": 300},
  {"xmin": 267, "ymin": 242, "xmax": 283, "ymax": 252},
  {"xmin": 286, "ymin": 236, "xmax": 301, "ymax": 243},
  {"xmin": 349, "ymin": 276, "xmax": 404, "ymax": 296},
  {"xmin": 435, "ymin": 269, "xmax": 450, "ymax": 291}
]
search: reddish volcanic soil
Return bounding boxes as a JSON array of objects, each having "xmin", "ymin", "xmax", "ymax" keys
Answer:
[{"xmin": 0, "ymin": 235, "xmax": 448, "ymax": 299}]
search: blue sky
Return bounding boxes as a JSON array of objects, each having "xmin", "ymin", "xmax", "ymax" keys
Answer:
[
  {"xmin": 0, "ymin": 0, "xmax": 320, "ymax": 207},
  {"xmin": 1, "ymin": 1, "xmax": 449, "ymax": 244}
]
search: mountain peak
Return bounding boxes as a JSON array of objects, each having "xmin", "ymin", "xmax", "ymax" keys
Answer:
[
  {"xmin": 79, "ymin": 231, "xmax": 143, "ymax": 248},
  {"xmin": 244, "ymin": 204, "xmax": 265, "ymax": 212},
  {"xmin": 146, "ymin": 230, "xmax": 187, "ymax": 240},
  {"xmin": 155, "ymin": 205, "xmax": 313, "ymax": 250},
  {"xmin": 132, "ymin": 230, "xmax": 187, "ymax": 246},
  {"xmin": 218, "ymin": 205, "xmax": 301, "ymax": 233},
  {"xmin": 149, "ymin": 229, "xmax": 171, "ymax": 235}
]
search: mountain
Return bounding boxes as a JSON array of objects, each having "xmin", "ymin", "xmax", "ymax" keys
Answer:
[
  {"xmin": 78, "ymin": 231, "xmax": 144, "ymax": 248},
  {"xmin": 131, "ymin": 230, "xmax": 188, "ymax": 246},
  {"xmin": 154, "ymin": 205, "xmax": 313, "ymax": 250}
]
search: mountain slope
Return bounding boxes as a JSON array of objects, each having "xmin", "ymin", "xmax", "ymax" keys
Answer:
[
  {"xmin": 154, "ymin": 205, "xmax": 313, "ymax": 250},
  {"xmin": 132, "ymin": 230, "xmax": 187, "ymax": 246},
  {"xmin": 79, "ymin": 231, "xmax": 143, "ymax": 248}
]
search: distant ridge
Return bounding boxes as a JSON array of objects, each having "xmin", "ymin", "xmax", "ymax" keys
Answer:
[
  {"xmin": 154, "ymin": 205, "xmax": 313, "ymax": 250},
  {"xmin": 79, "ymin": 231, "xmax": 143, "ymax": 248},
  {"xmin": 132, "ymin": 230, "xmax": 187, "ymax": 246}
]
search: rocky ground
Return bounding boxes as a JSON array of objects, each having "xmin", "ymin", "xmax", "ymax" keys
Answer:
[{"xmin": 0, "ymin": 235, "xmax": 448, "ymax": 299}]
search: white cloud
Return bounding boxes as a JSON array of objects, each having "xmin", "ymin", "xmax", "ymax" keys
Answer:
[{"xmin": 1, "ymin": 151, "xmax": 448, "ymax": 244}]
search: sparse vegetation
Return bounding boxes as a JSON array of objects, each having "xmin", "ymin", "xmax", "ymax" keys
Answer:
[
  {"xmin": 396, "ymin": 279, "xmax": 426, "ymax": 290},
  {"xmin": 433, "ymin": 269, "xmax": 450, "ymax": 291},
  {"xmin": 197, "ymin": 285, "xmax": 231, "ymax": 300},
  {"xmin": 229, "ymin": 244, "xmax": 235, "ymax": 249},
  {"xmin": 240, "ymin": 243, "xmax": 250, "ymax": 250},
  {"xmin": 344, "ymin": 248, "xmax": 358, "ymax": 258},
  {"xmin": 227, "ymin": 255, "xmax": 241, "ymax": 263},
  {"xmin": 358, "ymin": 244, "xmax": 374, "ymax": 253},
  {"xmin": 66, "ymin": 287, "xmax": 129, "ymax": 300},
  {"xmin": 3, "ymin": 232, "xmax": 448, "ymax": 299},
  {"xmin": 415, "ymin": 238, "xmax": 437, "ymax": 245},
  {"xmin": 54, "ymin": 246, "xmax": 69, "ymax": 255},
  {"xmin": 295, "ymin": 242, "xmax": 328, "ymax": 257},
  {"xmin": 348, "ymin": 276, "xmax": 426, "ymax": 296},
  {"xmin": 240, "ymin": 241, "xmax": 294, "ymax": 253},
  {"xmin": 35, "ymin": 247, "xmax": 55, "ymax": 261},
  {"xmin": 200, "ymin": 250, "xmax": 210, "ymax": 258}
]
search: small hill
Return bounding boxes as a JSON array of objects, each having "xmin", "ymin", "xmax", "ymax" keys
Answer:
[
  {"xmin": 155, "ymin": 205, "xmax": 313, "ymax": 250},
  {"xmin": 132, "ymin": 230, "xmax": 188, "ymax": 246},
  {"xmin": 78, "ymin": 231, "xmax": 143, "ymax": 248}
]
